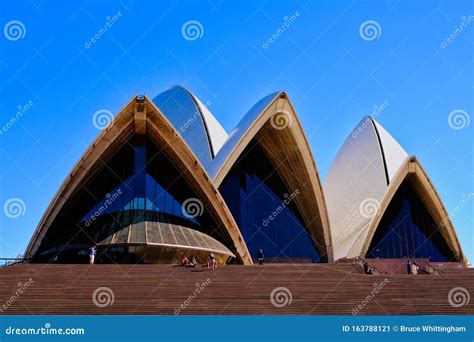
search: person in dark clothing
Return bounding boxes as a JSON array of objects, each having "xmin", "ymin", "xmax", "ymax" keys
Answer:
[
  {"xmin": 187, "ymin": 255, "xmax": 197, "ymax": 268},
  {"xmin": 406, "ymin": 260, "xmax": 412, "ymax": 275},
  {"xmin": 257, "ymin": 249, "xmax": 264, "ymax": 265},
  {"xmin": 363, "ymin": 261, "xmax": 369, "ymax": 274}
]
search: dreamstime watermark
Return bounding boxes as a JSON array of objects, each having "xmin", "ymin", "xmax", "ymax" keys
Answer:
[
  {"xmin": 270, "ymin": 287, "xmax": 292, "ymax": 308},
  {"xmin": 181, "ymin": 20, "xmax": 204, "ymax": 41},
  {"xmin": 262, "ymin": 11, "xmax": 301, "ymax": 49},
  {"xmin": 351, "ymin": 101, "xmax": 390, "ymax": 138},
  {"xmin": 174, "ymin": 278, "xmax": 212, "ymax": 315},
  {"xmin": 177, "ymin": 101, "xmax": 212, "ymax": 133},
  {"xmin": 448, "ymin": 109, "xmax": 470, "ymax": 130},
  {"xmin": 448, "ymin": 287, "xmax": 470, "ymax": 308},
  {"xmin": 359, "ymin": 198, "xmax": 381, "ymax": 219},
  {"xmin": 3, "ymin": 197, "xmax": 26, "ymax": 219},
  {"xmin": 5, "ymin": 323, "xmax": 85, "ymax": 336},
  {"xmin": 4, "ymin": 20, "xmax": 26, "ymax": 41},
  {"xmin": 179, "ymin": 110, "xmax": 199, "ymax": 133},
  {"xmin": 440, "ymin": 15, "xmax": 474, "ymax": 49},
  {"xmin": 0, "ymin": 100, "xmax": 34, "ymax": 135},
  {"xmin": 84, "ymin": 11, "xmax": 123, "ymax": 49},
  {"xmin": 440, "ymin": 192, "xmax": 474, "ymax": 227},
  {"xmin": 83, "ymin": 189, "xmax": 123, "ymax": 227},
  {"xmin": 0, "ymin": 278, "xmax": 34, "ymax": 312},
  {"xmin": 181, "ymin": 198, "xmax": 204, "ymax": 219},
  {"xmin": 359, "ymin": 20, "xmax": 381, "ymax": 41},
  {"xmin": 92, "ymin": 109, "xmax": 114, "ymax": 130},
  {"xmin": 270, "ymin": 109, "xmax": 293, "ymax": 130},
  {"xmin": 92, "ymin": 287, "xmax": 115, "ymax": 308},
  {"xmin": 352, "ymin": 278, "xmax": 389, "ymax": 315},
  {"xmin": 262, "ymin": 189, "xmax": 300, "ymax": 227}
]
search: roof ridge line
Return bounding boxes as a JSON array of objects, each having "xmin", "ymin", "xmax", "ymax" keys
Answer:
[
  {"xmin": 184, "ymin": 88, "xmax": 218, "ymax": 158},
  {"xmin": 368, "ymin": 116, "xmax": 390, "ymax": 185}
]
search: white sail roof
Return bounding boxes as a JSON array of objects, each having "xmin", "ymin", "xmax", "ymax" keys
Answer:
[
  {"xmin": 207, "ymin": 92, "xmax": 280, "ymax": 179},
  {"xmin": 324, "ymin": 116, "xmax": 409, "ymax": 260}
]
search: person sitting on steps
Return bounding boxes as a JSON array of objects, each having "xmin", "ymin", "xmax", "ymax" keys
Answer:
[
  {"xmin": 178, "ymin": 254, "xmax": 189, "ymax": 266},
  {"xmin": 187, "ymin": 255, "xmax": 197, "ymax": 268}
]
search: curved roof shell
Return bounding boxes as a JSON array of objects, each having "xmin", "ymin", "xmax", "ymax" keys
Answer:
[
  {"xmin": 210, "ymin": 92, "xmax": 333, "ymax": 261},
  {"xmin": 25, "ymin": 95, "xmax": 251, "ymax": 264},
  {"xmin": 153, "ymin": 87, "xmax": 333, "ymax": 261},
  {"xmin": 325, "ymin": 116, "xmax": 466, "ymax": 263},
  {"xmin": 153, "ymin": 86, "xmax": 228, "ymax": 170}
]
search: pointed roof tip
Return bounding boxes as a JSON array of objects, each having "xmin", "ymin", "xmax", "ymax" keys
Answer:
[
  {"xmin": 325, "ymin": 116, "xmax": 411, "ymax": 260},
  {"xmin": 369, "ymin": 117, "xmax": 409, "ymax": 182},
  {"xmin": 153, "ymin": 84, "xmax": 228, "ymax": 163},
  {"xmin": 160, "ymin": 84, "xmax": 196, "ymax": 97},
  {"xmin": 168, "ymin": 84, "xmax": 188, "ymax": 91},
  {"xmin": 369, "ymin": 117, "xmax": 408, "ymax": 153}
]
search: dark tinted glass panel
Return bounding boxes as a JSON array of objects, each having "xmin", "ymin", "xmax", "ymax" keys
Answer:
[
  {"xmin": 219, "ymin": 139, "xmax": 320, "ymax": 263},
  {"xmin": 34, "ymin": 136, "xmax": 227, "ymax": 263},
  {"xmin": 367, "ymin": 182, "xmax": 456, "ymax": 262}
]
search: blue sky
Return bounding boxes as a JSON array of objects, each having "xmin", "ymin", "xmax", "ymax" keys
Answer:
[{"xmin": 0, "ymin": 0, "xmax": 472, "ymax": 262}]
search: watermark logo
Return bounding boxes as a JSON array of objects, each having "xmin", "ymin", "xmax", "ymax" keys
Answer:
[
  {"xmin": 4, "ymin": 20, "xmax": 26, "ymax": 41},
  {"xmin": 84, "ymin": 189, "xmax": 123, "ymax": 227},
  {"xmin": 359, "ymin": 20, "xmax": 381, "ymax": 41},
  {"xmin": 440, "ymin": 15, "xmax": 474, "ymax": 49},
  {"xmin": 440, "ymin": 192, "xmax": 474, "ymax": 227},
  {"xmin": 174, "ymin": 278, "xmax": 212, "ymax": 315},
  {"xmin": 84, "ymin": 11, "xmax": 123, "ymax": 49},
  {"xmin": 262, "ymin": 11, "xmax": 301, "ymax": 49},
  {"xmin": 448, "ymin": 287, "xmax": 470, "ymax": 308},
  {"xmin": 270, "ymin": 287, "xmax": 292, "ymax": 308},
  {"xmin": 92, "ymin": 287, "xmax": 115, "ymax": 308},
  {"xmin": 262, "ymin": 189, "xmax": 300, "ymax": 227},
  {"xmin": 181, "ymin": 198, "xmax": 204, "ymax": 218},
  {"xmin": 5, "ymin": 323, "xmax": 85, "ymax": 335},
  {"xmin": 351, "ymin": 101, "xmax": 390, "ymax": 138},
  {"xmin": 0, "ymin": 278, "xmax": 34, "ymax": 312},
  {"xmin": 179, "ymin": 110, "xmax": 200, "ymax": 133},
  {"xmin": 3, "ymin": 198, "xmax": 26, "ymax": 219},
  {"xmin": 448, "ymin": 109, "xmax": 470, "ymax": 130},
  {"xmin": 352, "ymin": 278, "xmax": 389, "ymax": 315},
  {"xmin": 0, "ymin": 100, "xmax": 34, "ymax": 135},
  {"xmin": 359, "ymin": 198, "xmax": 380, "ymax": 219},
  {"xmin": 270, "ymin": 110, "xmax": 292, "ymax": 130},
  {"xmin": 181, "ymin": 20, "xmax": 204, "ymax": 41},
  {"xmin": 92, "ymin": 109, "xmax": 114, "ymax": 130}
]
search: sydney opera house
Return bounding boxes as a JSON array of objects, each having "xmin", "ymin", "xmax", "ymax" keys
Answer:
[{"xmin": 24, "ymin": 86, "xmax": 467, "ymax": 267}]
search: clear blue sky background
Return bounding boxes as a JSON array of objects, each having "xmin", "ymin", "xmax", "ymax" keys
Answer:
[{"xmin": 0, "ymin": 0, "xmax": 472, "ymax": 262}]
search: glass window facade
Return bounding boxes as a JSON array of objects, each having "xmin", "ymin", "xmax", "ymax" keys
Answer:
[
  {"xmin": 34, "ymin": 136, "xmax": 227, "ymax": 263},
  {"xmin": 219, "ymin": 139, "xmax": 320, "ymax": 263},
  {"xmin": 367, "ymin": 182, "xmax": 456, "ymax": 262}
]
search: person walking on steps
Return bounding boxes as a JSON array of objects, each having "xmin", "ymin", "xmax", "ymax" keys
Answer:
[
  {"xmin": 258, "ymin": 249, "xmax": 264, "ymax": 265},
  {"xmin": 208, "ymin": 253, "xmax": 216, "ymax": 271}
]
